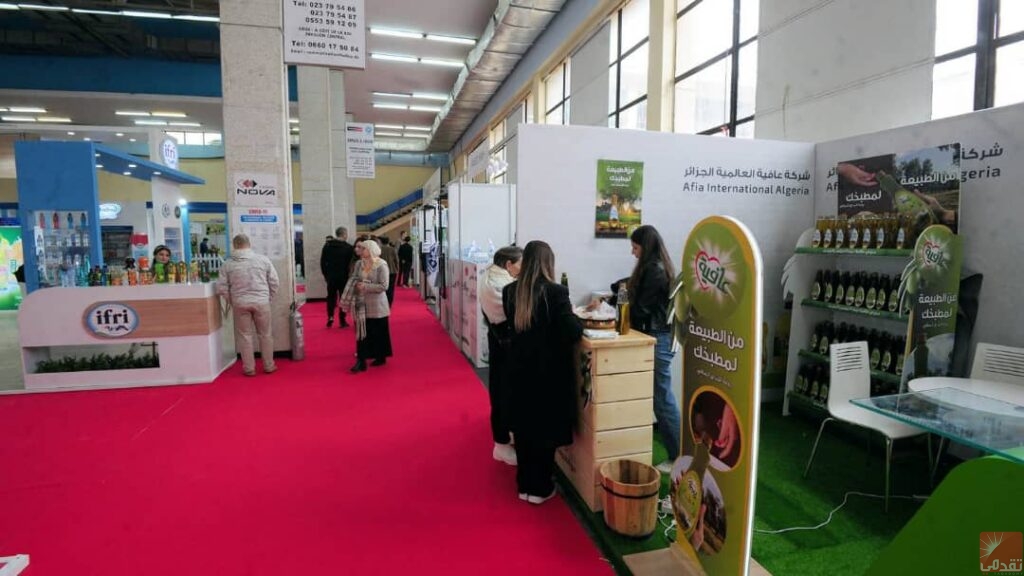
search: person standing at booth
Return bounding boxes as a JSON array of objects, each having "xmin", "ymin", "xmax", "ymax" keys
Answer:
[
  {"xmin": 479, "ymin": 245, "xmax": 523, "ymax": 466},
  {"xmin": 398, "ymin": 236, "xmax": 414, "ymax": 287},
  {"xmin": 502, "ymin": 241, "xmax": 582, "ymax": 504},
  {"xmin": 340, "ymin": 239, "xmax": 392, "ymax": 373},
  {"xmin": 380, "ymin": 237, "xmax": 399, "ymax": 305},
  {"xmin": 321, "ymin": 227, "xmax": 354, "ymax": 328},
  {"xmin": 217, "ymin": 234, "xmax": 280, "ymax": 377}
]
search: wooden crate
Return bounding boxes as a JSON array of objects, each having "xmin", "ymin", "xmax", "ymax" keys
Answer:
[
  {"xmin": 591, "ymin": 370, "xmax": 654, "ymax": 404},
  {"xmin": 558, "ymin": 419, "xmax": 654, "ymax": 512},
  {"xmin": 582, "ymin": 397, "xmax": 654, "ymax": 431}
]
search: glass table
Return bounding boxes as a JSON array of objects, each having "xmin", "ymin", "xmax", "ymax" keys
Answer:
[{"xmin": 852, "ymin": 387, "xmax": 1024, "ymax": 468}]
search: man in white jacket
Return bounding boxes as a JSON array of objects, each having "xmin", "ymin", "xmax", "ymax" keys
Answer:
[{"xmin": 217, "ymin": 234, "xmax": 281, "ymax": 376}]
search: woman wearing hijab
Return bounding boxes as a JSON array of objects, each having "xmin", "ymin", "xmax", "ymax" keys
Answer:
[
  {"xmin": 340, "ymin": 238, "xmax": 392, "ymax": 373},
  {"xmin": 502, "ymin": 240, "xmax": 582, "ymax": 504}
]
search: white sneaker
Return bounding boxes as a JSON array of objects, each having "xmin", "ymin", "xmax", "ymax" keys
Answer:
[
  {"xmin": 518, "ymin": 493, "xmax": 529, "ymax": 501},
  {"xmin": 493, "ymin": 443, "xmax": 517, "ymax": 466},
  {"xmin": 527, "ymin": 488, "xmax": 558, "ymax": 505},
  {"xmin": 656, "ymin": 461, "xmax": 674, "ymax": 474}
]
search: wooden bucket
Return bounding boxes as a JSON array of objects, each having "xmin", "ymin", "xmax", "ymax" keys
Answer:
[{"xmin": 599, "ymin": 459, "xmax": 660, "ymax": 538}]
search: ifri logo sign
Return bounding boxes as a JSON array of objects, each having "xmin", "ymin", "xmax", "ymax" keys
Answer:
[{"xmin": 981, "ymin": 532, "xmax": 1022, "ymax": 573}]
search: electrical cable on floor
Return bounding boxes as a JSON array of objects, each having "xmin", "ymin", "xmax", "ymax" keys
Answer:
[
  {"xmin": 754, "ymin": 491, "xmax": 929, "ymax": 535},
  {"xmin": 657, "ymin": 496, "xmax": 677, "ymax": 541}
]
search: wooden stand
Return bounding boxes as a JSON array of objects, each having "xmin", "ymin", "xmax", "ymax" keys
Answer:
[
  {"xmin": 623, "ymin": 547, "xmax": 772, "ymax": 576},
  {"xmin": 556, "ymin": 331, "xmax": 655, "ymax": 511}
]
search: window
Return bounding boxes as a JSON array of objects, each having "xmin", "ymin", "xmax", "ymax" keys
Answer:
[
  {"xmin": 544, "ymin": 61, "xmax": 571, "ymax": 125},
  {"xmin": 673, "ymin": 0, "xmax": 758, "ymax": 136},
  {"xmin": 488, "ymin": 103, "xmax": 525, "ymax": 183},
  {"xmin": 609, "ymin": 0, "xmax": 650, "ymax": 129},
  {"xmin": 933, "ymin": 0, "xmax": 1024, "ymax": 119}
]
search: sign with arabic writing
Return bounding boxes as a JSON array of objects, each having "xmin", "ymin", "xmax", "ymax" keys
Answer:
[
  {"xmin": 836, "ymin": 154, "xmax": 895, "ymax": 217},
  {"xmin": 900, "ymin": 224, "xmax": 963, "ymax": 386},
  {"xmin": 596, "ymin": 159, "xmax": 643, "ymax": 238},
  {"xmin": 894, "ymin": 144, "xmax": 961, "ymax": 234},
  {"xmin": 681, "ymin": 165, "xmax": 812, "ymax": 196},
  {"xmin": 671, "ymin": 215, "xmax": 762, "ymax": 576}
]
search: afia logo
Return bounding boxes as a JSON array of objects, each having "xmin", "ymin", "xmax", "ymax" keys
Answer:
[
  {"xmin": 923, "ymin": 240, "xmax": 943, "ymax": 267},
  {"xmin": 695, "ymin": 250, "xmax": 728, "ymax": 293},
  {"xmin": 84, "ymin": 302, "xmax": 140, "ymax": 338},
  {"xmin": 161, "ymin": 138, "xmax": 179, "ymax": 170},
  {"xmin": 981, "ymin": 532, "xmax": 1023, "ymax": 573}
]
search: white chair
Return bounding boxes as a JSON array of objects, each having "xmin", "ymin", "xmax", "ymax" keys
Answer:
[
  {"xmin": 970, "ymin": 343, "xmax": 1024, "ymax": 384},
  {"xmin": 803, "ymin": 341, "xmax": 929, "ymax": 511}
]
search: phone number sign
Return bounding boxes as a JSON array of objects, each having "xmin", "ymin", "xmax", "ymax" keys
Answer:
[{"xmin": 283, "ymin": 0, "xmax": 365, "ymax": 69}]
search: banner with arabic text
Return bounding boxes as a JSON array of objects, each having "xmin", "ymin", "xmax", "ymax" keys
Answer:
[
  {"xmin": 900, "ymin": 225, "xmax": 963, "ymax": 387},
  {"xmin": 671, "ymin": 215, "xmax": 762, "ymax": 576},
  {"xmin": 595, "ymin": 159, "xmax": 643, "ymax": 238}
]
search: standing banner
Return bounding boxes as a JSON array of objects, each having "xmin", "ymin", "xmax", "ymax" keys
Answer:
[
  {"xmin": 899, "ymin": 224, "xmax": 963, "ymax": 386},
  {"xmin": 0, "ymin": 226, "xmax": 24, "ymax": 310},
  {"xmin": 345, "ymin": 123, "xmax": 375, "ymax": 179},
  {"xmin": 670, "ymin": 216, "xmax": 762, "ymax": 576},
  {"xmin": 283, "ymin": 0, "xmax": 366, "ymax": 69},
  {"xmin": 595, "ymin": 159, "xmax": 643, "ymax": 239}
]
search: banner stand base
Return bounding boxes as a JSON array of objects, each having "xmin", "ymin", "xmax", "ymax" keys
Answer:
[{"xmin": 623, "ymin": 547, "xmax": 771, "ymax": 576}]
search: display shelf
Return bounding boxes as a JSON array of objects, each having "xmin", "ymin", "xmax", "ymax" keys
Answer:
[
  {"xmin": 795, "ymin": 246, "xmax": 913, "ymax": 257},
  {"xmin": 786, "ymin": 391, "xmax": 828, "ymax": 416},
  {"xmin": 797, "ymin": 349, "xmax": 902, "ymax": 385},
  {"xmin": 801, "ymin": 298, "xmax": 908, "ymax": 322}
]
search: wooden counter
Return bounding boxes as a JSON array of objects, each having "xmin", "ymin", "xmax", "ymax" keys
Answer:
[{"xmin": 556, "ymin": 330, "xmax": 656, "ymax": 511}]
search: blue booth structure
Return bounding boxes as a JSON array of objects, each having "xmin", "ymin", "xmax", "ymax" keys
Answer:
[{"xmin": 14, "ymin": 141, "xmax": 204, "ymax": 292}]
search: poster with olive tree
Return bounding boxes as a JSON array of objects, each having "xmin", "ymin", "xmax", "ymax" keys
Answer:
[{"xmin": 595, "ymin": 159, "xmax": 643, "ymax": 239}]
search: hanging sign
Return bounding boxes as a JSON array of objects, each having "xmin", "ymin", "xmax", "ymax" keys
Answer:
[
  {"xmin": 233, "ymin": 207, "xmax": 288, "ymax": 260},
  {"xmin": 345, "ymin": 122, "xmax": 375, "ymax": 179},
  {"xmin": 283, "ymin": 0, "xmax": 366, "ymax": 69},
  {"xmin": 670, "ymin": 215, "xmax": 762, "ymax": 576},
  {"xmin": 900, "ymin": 224, "xmax": 963, "ymax": 384}
]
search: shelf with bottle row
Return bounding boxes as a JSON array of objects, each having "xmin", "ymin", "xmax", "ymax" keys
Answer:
[
  {"xmin": 797, "ymin": 349, "xmax": 902, "ymax": 386},
  {"xmin": 800, "ymin": 298, "xmax": 908, "ymax": 322},
  {"xmin": 786, "ymin": 390, "xmax": 828, "ymax": 415},
  {"xmin": 795, "ymin": 246, "xmax": 912, "ymax": 258}
]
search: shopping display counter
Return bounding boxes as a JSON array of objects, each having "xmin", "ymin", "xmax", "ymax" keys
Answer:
[
  {"xmin": 556, "ymin": 330, "xmax": 656, "ymax": 511},
  {"xmin": 17, "ymin": 283, "xmax": 233, "ymax": 392}
]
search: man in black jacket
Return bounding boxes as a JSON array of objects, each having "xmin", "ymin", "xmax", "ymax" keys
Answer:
[
  {"xmin": 398, "ymin": 236, "xmax": 414, "ymax": 287},
  {"xmin": 320, "ymin": 226, "xmax": 354, "ymax": 328}
]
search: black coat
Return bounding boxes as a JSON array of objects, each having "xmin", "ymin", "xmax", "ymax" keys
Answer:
[
  {"xmin": 502, "ymin": 280, "xmax": 583, "ymax": 446},
  {"xmin": 320, "ymin": 239, "xmax": 354, "ymax": 284},
  {"xmin": 612, "ymin": 260, "xmax": 671, "ymax": 333},
  {"xmin": 398, "ymin": 242, "xmax": 414, "ymax": 264}
]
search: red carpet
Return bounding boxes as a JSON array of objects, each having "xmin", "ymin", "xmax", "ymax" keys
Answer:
[{"xmin": 0, "ymin": 287, "xmax": 612, "ymax": 575}]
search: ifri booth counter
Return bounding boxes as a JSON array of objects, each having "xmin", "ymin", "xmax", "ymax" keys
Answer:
[{"xmin": 13, "ymin": 141, "xmax": 234, "ymax": 393}]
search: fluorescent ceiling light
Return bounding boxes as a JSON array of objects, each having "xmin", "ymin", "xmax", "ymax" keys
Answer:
[
  {"xmin": 376, "ymin": 131, "xmax": 404, "ymax": 137},
  {"xmin": 419, "ymin": 58, "xmax": 464, "ymax": 68},
  {"xmin": 115, "ymin": 132, "xmax": 124, "ymax": 137},
  {"xmin": 8, "ymin": 106, "xmax": 46, "ymax": 113},
  {"xmin": 373, "ymin": 103, "xmax": 409, "ymax": 110},
  {"xmin": 409, "ymin": 105, "xmax": 442, "ymax": 112},
  {"xmin": 95, "ymin": 153, "xmax": 100, "ymax": 157},
  {"xmin": 129, "ymin": 138, "xmax": 137, "ymax": 142},
  {"xmin": 1, "ymin": 116, "xmax": 35, "ymax": 122},
  {"xmin": 37, "ymin": 117, "xmax": 72, "ymax": 123},
  {"xmin": 19, "ymin": 3, "xmax": 69, "ymax": 11},
  {"xmin": 403, "ymin": 133, "xmax": 431, "ymax": 138},
  {"xmin": 173, "ymin": 14, "xmax": 218, "ymax": 22},
  {"xmin": 404, "ymin": 125, "xmax": 432, "ymax": 131},
  {"xmin": 134, "ymin": 120, "xmax": 167, "ymax": 126},
  {"xmin": 123, "ymin": 171, "xmax": 131, "ymax": 176},
  {"xmin": 370, "ymin": 28, "xmax": 423, "ymax": 40},
  {"xmin": 0, "ymin": 3, "xmax": 19, "ymax": 9},
  {"xmin": 371, "ymin": 53, "xmax": 419, "ymax": 63},
  {"xmin": 153, "ymin": 171, "xmax": 161, "ymax": 176},
  {"xmin": 95, "ymin": 164, "xmax": 103, "ymax": 169},
  {"xmin": 83, "ymin": 137, "xmax": 91, "ymax": 141},
  {"xmin": 373, "ymin": 91, "xmax": 411, "ymax": 98},
  {"xmin": 116, "ymin": 111, "xmax": 150, "ymax": 116},
  {"xmin": 0, "ymin": 108, "xmax": 5, "ymax": 112},
  {"xmin": 425, "ymin": 34, "xmax": 475, "ymax": 46},
  {"xmin": 412, "ymin": 93, "xmax": 448, "ymax": 101},
  {"xmin": 375, "ymin": 124, "xmax": 404, "ymax": 130},
  {"xmin": 72, "ymin": 8, "xmax": 120, "ymax": 15},
  {"xmin": 177, "ymin": 198, "xmax": 187, "ymax": 206},
  {"xmin": 288, "ymin": 118, "xmax": 299, "ymax": 124},
  {"xmin": 151, "ymin": 111, "xmax": 187, "ymax": 118},
  {"xmin": 67, "ymin": 131, "xmax": 75, "ymax": 135},
  {"xmin": 121, "ymin": 10, "xmax": 172, "ymax": 19},
  {"xmin": 128, "ymin": 164, "xmax": 137, "ymax": 168},
  {"xmin": 168, "ymin": 121, "xmax": 201, "ymax": 127}
]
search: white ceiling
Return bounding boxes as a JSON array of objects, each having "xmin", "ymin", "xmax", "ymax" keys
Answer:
[{"xmin": 0, "ymin": 0, "xmax": 501, "ymax": 151}]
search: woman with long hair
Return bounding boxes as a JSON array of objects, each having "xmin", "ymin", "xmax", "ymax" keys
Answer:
[
  {"xmin": 479, "ymin": 245, "xmax": 524, "ymax": 466},
  {"xmin": 340, "ymin": 239, "xmax": 393, "ymax": 373},
  {"xmin": 624, "ymin": 225, "xmax": 681, "ymax": 472},
  {"xmin": 501, "ymin": 241, "xmax": 582, "ymax": 504}
]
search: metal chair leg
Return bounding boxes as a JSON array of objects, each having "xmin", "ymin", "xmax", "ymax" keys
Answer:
[
  {"xmin": 931, "ymin": 436, "xmax": 948, "ymax": 483},
  {"xmin": 926, "ymin": 434, "xmax": 935, "ymax": 486},
  {"xmin": 804, "ymin": 418, "xmax": 834, "ymax": 478},
  {"xmin": 885, "ymin": 437, "xmax": 893, "ymax": 513}
]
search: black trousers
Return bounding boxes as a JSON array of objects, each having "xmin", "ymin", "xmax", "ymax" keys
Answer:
[
  {"xmin": 326, "ymin": 278, "xmax": 347, "ymax": 323},
  {"xmin": 514, "ymin": 432, "xmax": 556, "ymax": 497},
  {"xmin": 398, "ymin": 261, "xmax": 412, "ymax": 286},
  {"xmin": 487, "ymin": 330, "xmax": 510, "ymax": 445},
  {"xmin": 356, "ymin": 317, "xmax": 393, "ymax": 360},
  {"xmin": 387, "ymin": 273, "xmax": 397, "ymax": 305}
]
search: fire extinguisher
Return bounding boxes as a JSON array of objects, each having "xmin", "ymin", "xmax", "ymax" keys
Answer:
[{"xmin": 289, "ymin": 302, "xmax": 305, "ymax": 361}]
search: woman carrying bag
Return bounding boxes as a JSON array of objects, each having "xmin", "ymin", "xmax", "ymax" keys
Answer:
[
  {"xmin": 502, "ymin": 241, "xmax": 582, "ymax": 504},
  {"xmin": 340, "ymin": 239, "xmax": 393, "ymax": 373}
]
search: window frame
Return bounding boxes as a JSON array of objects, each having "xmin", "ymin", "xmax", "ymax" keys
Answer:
[
  {"xmin": 673, "ymin": 0, "xmax": 758, "ymax": 137},
  {"xmin": 544, "ymin": 61, "xmax": 571, "ymax": 125},
  {"xmin": 608, "ymin": 0, "xmax": 651, "ymax": 129}
]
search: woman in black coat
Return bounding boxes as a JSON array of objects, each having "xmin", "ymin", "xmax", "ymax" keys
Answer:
[{"xmin": 502, "ymin": 240, "xmax": 583, "ymax": 504}]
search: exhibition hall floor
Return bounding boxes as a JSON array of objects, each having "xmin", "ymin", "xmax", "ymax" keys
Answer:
[{"xmin": 0, "ymin": 287, "xmax": 611, "ymax": 575}]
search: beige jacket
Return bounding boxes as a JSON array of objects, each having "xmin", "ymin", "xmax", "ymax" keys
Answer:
[
  {"xmin": 480, "ymin": 264, "xmax": 514, "ymax": 325},
  {"xmin": 217, "ymin": 248, "xmax": 280, "ymax": 306}
]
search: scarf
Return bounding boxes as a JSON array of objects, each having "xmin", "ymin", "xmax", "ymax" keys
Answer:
[{"xmin": 339, "ymin": 257, "xmax": 384, "ymax": 341}]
